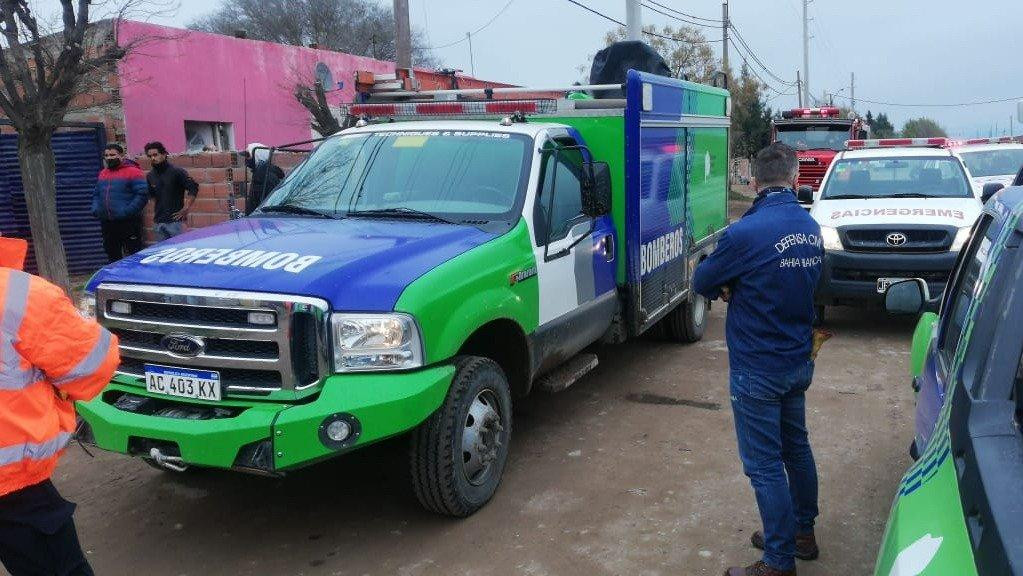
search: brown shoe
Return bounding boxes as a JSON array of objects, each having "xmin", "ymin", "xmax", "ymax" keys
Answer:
[
  {"xmin": 723, "ymin": 560, "xmax": 796, "ymax": 576},
  {"xmin": 751, "ymin": 530, "xmax": 819, "ymax": 560}
]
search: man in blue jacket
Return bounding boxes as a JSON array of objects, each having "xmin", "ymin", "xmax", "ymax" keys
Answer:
[
  {"xmin": 694, "ymin": 143, "xmax": 822, "ymax": 576},
  {"xmin": 92, "ymin": 143, "xmax": 148, "ymax": 262}
]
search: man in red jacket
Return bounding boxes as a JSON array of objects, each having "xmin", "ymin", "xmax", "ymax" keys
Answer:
[
  {"xmin": 0, "ymin": 236, "xmax": 120, "ymax": 575},
  {"xmin": 92, "ymin": 143, "xmax": 148, "ymax": 262}
]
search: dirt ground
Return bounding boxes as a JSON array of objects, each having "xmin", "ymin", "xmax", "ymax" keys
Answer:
[{"xmin": 30, "ymin": 302, "xmax": 917, "ymax": 576}]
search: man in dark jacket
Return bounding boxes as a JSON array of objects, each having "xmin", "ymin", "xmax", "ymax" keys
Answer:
[
  {"xmin": 91, "ymin": 143, "xmax": 148, "ymax": 263},
  {"xmin": 144, "ymin": 141, "xmax": 199, "ymax": 241},
  {"xmin": 243, "ymin": 142, "xmax": 285, "ymax": 215},
  {"xmin": 694, "ymin": 143, "xmax": 823, "ymax": 576}
]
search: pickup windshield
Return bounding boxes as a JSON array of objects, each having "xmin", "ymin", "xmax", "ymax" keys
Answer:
[
  {"xmin": 775, "ymin": 124, "xmax": 850, "ymax": 151},
  {"xmin": 259, "ymin": 130, "xmax": 532, "ymax": 222},
  {"xmin": 820, "ymin": 156, "xmax": 972, "ymax": 199},
  {"xmin": 958, "ymin": 149, "xmax": 1023, "ymax": 178}
]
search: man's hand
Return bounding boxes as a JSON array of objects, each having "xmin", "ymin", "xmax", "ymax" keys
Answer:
[
  {"xmin": 720, "ymin": 286, "xmax": 732, "ymax": 302},
  {"xmin": 172, "ymin": 208, "xmax": 190, "ymax": 221}
]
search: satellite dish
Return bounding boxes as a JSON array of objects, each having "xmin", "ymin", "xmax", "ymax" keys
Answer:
[{"xmin": 315, "ymin": 62, "xmax": 333, "ymax": 89}]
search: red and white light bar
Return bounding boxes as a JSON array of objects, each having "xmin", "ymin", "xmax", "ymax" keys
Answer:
[
  {"xmin": 782, "ymin": 106, "xmax": 841, "ymax": 119},
  {"xmin": 846, "ymin": 138, "xmax": 953, "ymax": 149},
  {"xmin": 347, "ymin": 99, "xmax": 556, "ymax": 118},
  {"xmin": 958, "ymin": 136, "xmax": 1023, "ymax": 145}
]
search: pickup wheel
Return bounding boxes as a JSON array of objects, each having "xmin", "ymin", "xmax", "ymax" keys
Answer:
[
  {"xmin": 664, "ymin": 292, "xmax": 708, "ymax": 343},
  {"xmin": 409, "ymin": 356, "xmax": 512, "ymax": 517}
]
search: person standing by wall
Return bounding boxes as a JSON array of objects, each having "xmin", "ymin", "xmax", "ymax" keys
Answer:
[
  {"xmin": 91, "ymin": 144, "xmax": 148, "ymax": 262},
  {"xmin": 0, "ymin": 234, "xmax": 120, "ymax": 576},
  {"xmin": 144, "ymin": 141, "xmax": 199, "ymax": 241},
  {"xmin": 242, "ymin": 142, "xmax": 285, "ymax": 215},
  {"xmin": 693, "ymin": 143, "xmax": 823, "ymax": 576}
]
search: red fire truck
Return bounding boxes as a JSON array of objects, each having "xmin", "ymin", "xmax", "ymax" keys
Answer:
[{"xmin": 771, "ymin": 107, "xmax": 868, "ymax": 199}]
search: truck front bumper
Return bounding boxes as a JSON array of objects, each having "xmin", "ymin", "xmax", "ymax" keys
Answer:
[
  {"xmin": 817, "ymin": 250, "xmax": 957, "ymax": 306},
  {"xmin": 77, "ymin": 366, "xmax": 454, "ymax": 473}
]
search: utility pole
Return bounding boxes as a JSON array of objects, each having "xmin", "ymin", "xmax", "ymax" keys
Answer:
[
  {"xmin": 721, "ymin": 1, "xmax": 729, "ymax": 72},
  {"xmin": 796, "ymin": 71, "xmax": 803, "ymax": 107},
  {"xmin": 850, "ymin": 72, "xmax": 855, "ymax": 112},
  {"xmin": 802, "ymin": 0, "xmax": 810, "ymax": 106},
  {"xmin": 626, "ymin": 0, "xmax": 642, "ymax": 41},
  {"xmin": 467, "ymin": 32, "xmax": 476, "ymax": 77},
  {"xmin": 393, "ymin": 0, "xmax": 412, "ymax": 69}
]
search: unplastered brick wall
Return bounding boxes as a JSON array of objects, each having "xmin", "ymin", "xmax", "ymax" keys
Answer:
[{"xmin": 132, "ymin": 150, "xmax": 306, "ymax": 244}]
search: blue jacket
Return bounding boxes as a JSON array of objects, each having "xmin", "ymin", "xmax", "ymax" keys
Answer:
[
  {"xmin": 693, "ymin": 188, "xmax": 822, "ymax": 374},
  {"xmin": 92, "ymin": 162, "xmax": 148, "ymax": 221}
]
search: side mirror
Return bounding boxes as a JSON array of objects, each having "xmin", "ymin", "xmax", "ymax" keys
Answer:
[
  {"xmin": 885, "ymin": 279, "xmax": 930, "ymax": 315},
  {"xmin": 797, "ymin": 185, "xmax": 814, "ymax": 204},
  {"xmin": 982, "ymin": 182, "xmax": 1004, "ymax": 203},
  {"xmin": 582, "ymin": 161, "xmax": 612, "ymax": 217}
]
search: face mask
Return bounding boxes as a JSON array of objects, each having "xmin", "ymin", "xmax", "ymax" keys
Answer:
[{"xmin": 105, "ymin": 158, "xmax": 121, "ymax": 170}]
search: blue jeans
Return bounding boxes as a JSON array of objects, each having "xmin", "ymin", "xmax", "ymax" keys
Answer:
[{"xmin": 730, "ymin": 360, "xmax": 819, "ymax": 571}]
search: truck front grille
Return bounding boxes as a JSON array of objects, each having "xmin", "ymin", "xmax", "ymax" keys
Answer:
[
  {"xmin": 97, "ymin": 284, "xmax": 330, "ymax": 398},
  {"xmin": 832, "ymin": 268, "xmax": 950, "ymax": 284},
  {"xmin": 841, "ymin": 226, "xmax": 954, "ymax": 253}
]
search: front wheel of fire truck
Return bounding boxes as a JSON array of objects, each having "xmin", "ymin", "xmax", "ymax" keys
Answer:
[{"xmin": 410, "ymin": 356, "xmax": 513, "ymax": 517}]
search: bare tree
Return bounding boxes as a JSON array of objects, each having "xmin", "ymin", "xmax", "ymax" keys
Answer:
[
  {"xmin": 0, "ymin": 2, "xmax": 137, "ymax": 292},
  {"xmin": 294, "ymin": 80, "xmax": 342, "ymax": 137},
  {"xmin": 191, "ymin": 0, "xmax": 439, "ymax": 68}
]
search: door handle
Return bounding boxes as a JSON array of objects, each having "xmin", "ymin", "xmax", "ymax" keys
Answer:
[{"xmin": 602, "ymin": 234, "xmax": 615, "ymax": 262}]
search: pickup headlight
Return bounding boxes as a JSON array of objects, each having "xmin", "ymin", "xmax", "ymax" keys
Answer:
[
  {"xmin": 331, "ymin": 313, "xmax": 423, "ymax": 372},
  {"xmin": 820, "ymin": 226, "xmax": 843, "ymax": 251},
  {"xmin": 950, "ymin": 226, "xmax": 972, "ymax": 252},
  {"xmin": 78, "ymin": 292, "xmax": 97, "ymax": 319}
]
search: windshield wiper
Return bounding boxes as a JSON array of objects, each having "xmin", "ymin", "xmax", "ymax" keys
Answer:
[
  {"xmin": 823, "ymin": 194, "xmax": 871, "ymax": 200},
  {"xmin": 347, "ymin": 207, "xmax": 455, "ymax": 224},
  {"xmin": 890, "ymin": 193, "xmax": 937, "ymax": 198},
  {"xmin": 259, "ymin": 204, "xmax": 338, "ymax": 219}
]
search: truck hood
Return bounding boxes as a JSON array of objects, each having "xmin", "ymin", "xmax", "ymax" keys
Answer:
[
  {"xmin": 813, "ymin": 197, "xmax": 982, "ymax": 228},
  {"xmin": 88, "ymin": 217, "xmax": 498, "ymax": 311}
]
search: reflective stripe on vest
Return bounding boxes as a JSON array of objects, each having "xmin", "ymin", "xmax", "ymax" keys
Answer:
[
  {"xmin": 52, "ymin": 327, "xmax": 113, "ymax": 387},
  {"xmin": 0, "ymin": 271, "xmax": 39, "ymax": 390},
  {"xmin": 0, "ymin": 431, "xmax": 72, "ymax": 467}
]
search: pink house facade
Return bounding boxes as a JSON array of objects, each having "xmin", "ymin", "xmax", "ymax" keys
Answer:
[{"xmin": 72, "ymin": 21, "xmax": 512, "ymax": 154}]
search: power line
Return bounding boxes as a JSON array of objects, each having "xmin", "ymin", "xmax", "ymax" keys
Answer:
[
  {"xmin": 563, "ymin": 0, "xmax": 722, "ymax": 43},
  {"xmin": 424, "ymin": 0, "xmax": 516, "ymax": 50},
  {"xmin": 833, "ymin": 94, "xmax": 1023, "ymax": 108},
  {"xmin": 728, "ymin": 39, "xmax": 791, "ymax": 96},
  {"xmin": 641, "ymin": 2, "xmax": 720, "ymax": 28},
  {"xmin": 728, "ymin": 23, "xmax": 797, "ymax": 86},
  {"xmin": 645, "ymin": 0, "xmax": 723, "ymax": 23}
]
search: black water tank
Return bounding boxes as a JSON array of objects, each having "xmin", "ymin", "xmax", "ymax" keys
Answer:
[{"xmin": 589, "ymin": 41, "xmax": 672, "ymax": 99}]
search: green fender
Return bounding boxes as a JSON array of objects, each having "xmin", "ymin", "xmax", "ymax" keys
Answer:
[
  {"xmin": 395, "ymin": 219, "xmax": 540, "ymax": 363},
  {"xmin": 910, "ymin": 312, "xmax": 939, "ymax": 378}
]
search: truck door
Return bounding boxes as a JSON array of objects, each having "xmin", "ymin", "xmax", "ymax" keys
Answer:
[{"xmin": 530, "ymin": 136, "xmax": 617, "ymax": 370}]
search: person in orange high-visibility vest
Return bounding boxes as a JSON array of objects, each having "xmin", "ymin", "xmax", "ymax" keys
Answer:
[{"xmin": 0, "ymin": 236, "xmax": 119, "ymax": 576}]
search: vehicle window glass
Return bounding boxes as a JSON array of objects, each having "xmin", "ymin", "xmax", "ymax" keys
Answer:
[
  {"xmin": 261, "ymin": 131, "xmax": 531, "ymax": 221},
  {"xmin": 534, "ymin": 145, "xmax": 585, "ymax": 243},
  {"xmin": 821, "ymin": 156, "xmax": 971, "ymax": 199},
  {"xmin": 959, "ymin": 149, "xmax": 1023, "ymax": 178},
  {"xmin": 939, "ymin": 215, "xmax": 995, "ymax": 363},
  {"xmin": 775, "ymin": 125, "xmax": 850, "ymax": 151},
  {"xmin": 1014, "ymin": 352, "xmax": 1022, "ymax": 435}
]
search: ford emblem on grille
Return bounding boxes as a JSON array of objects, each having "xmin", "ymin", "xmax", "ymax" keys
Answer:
[
  {"xmin": 886, "ymin": 232, "xmax": 908, "ymax": 247},
  {"xmin": 161, "ymin": 334, "xmax": 206, "ymax": 357}
]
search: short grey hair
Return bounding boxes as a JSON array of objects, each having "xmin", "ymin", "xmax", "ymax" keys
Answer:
[{"xmin": 753, "ymin": 142, "xmax": 799, "ymax": 186}]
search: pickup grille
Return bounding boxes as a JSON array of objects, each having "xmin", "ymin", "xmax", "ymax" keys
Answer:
[
  {"xmin": 841, "ymin": 226, "xmax": 954, "ymax": 253},
  {"xmin": 97, "ymin": 285, "xmax": 330, "ymax": 398}
]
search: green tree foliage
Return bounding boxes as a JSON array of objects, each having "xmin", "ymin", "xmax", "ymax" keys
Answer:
[
  {"xmin": 730, "ymin": 62, "xmax": 773, "ymax": 158},
  {"xmin": 900, "ymin": 117, "xmax": 948, "ymax": 138},
  {"xmin": 865, "ymin": 110, "xmax": 896, "ymax": 138},
  {"xmin": 602, "ymin": 25, "xmax": 717, "ymax": 82}
]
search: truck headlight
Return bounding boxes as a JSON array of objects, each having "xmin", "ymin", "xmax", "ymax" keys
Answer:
[
  {"xmin": 950, "ymin": 226, "xmax": 972, "ymax": 252},
  {"xmin": 331, "ymin": 313, "xmax": 423, "ymax": 372},
  {"xmin": 78, "ymin": 292, "xmax": 97, "ymax": 319},
  {"xmin": 821, "ymin": 226, "xmax": 843, "ymax": 251}
]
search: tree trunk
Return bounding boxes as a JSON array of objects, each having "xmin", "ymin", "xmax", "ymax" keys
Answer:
[{"xmin": 18, "ymin": 136, "xmax": 72, "ymax": 294}]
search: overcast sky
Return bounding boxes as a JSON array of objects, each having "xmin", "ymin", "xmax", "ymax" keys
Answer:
[{"xmin": 35, "ymin": 0, "xmax": 1023, "ymax": 137}]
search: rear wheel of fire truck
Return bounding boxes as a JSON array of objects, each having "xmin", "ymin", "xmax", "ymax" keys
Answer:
[
  {"xmin": 410, "ymin": 356, "xmax": 512, "ymax": 517},
  {"xmin": 663, "ymin": 292, "xmax": 708, "ymax": 343}
]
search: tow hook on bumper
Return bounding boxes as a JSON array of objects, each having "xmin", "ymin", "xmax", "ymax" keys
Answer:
[{"xmin": 148, "ymin": 447, "xmax": 190, "ymax": 472}]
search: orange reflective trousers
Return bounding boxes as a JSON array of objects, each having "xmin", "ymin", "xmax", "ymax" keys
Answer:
[{"xmin": 0, "ymin": 237, "xmax": 119, "ymax": 496}]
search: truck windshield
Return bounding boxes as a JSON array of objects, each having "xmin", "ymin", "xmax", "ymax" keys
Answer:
[
  {"xmin": 775, "ymin": 125, "xmax": 850, "ymax": 151},
  {"xmin": 259, "ymin": 130, "xmax": 532, "ymax": 222},
  {"xmin": 958, "ymin": 149, "xmax": 1023, "ymax": 178},
  {"xmin": 820, "ymin": 156, "xmax": 972, "ymax": 199}
]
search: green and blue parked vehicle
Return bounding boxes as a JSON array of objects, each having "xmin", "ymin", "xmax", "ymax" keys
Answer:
[
  {"xmin": 75, "ymin": 69, "xmax": 731, "ymax": 516},
  {"xmin": 876, "ymin": 186, "xmax": 1023, "ymax": 574}
]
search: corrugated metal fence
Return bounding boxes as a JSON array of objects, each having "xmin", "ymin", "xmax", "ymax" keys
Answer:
[{"xmin": 0, "ymin": 123, "xmax": 107, "ymax": 275}]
